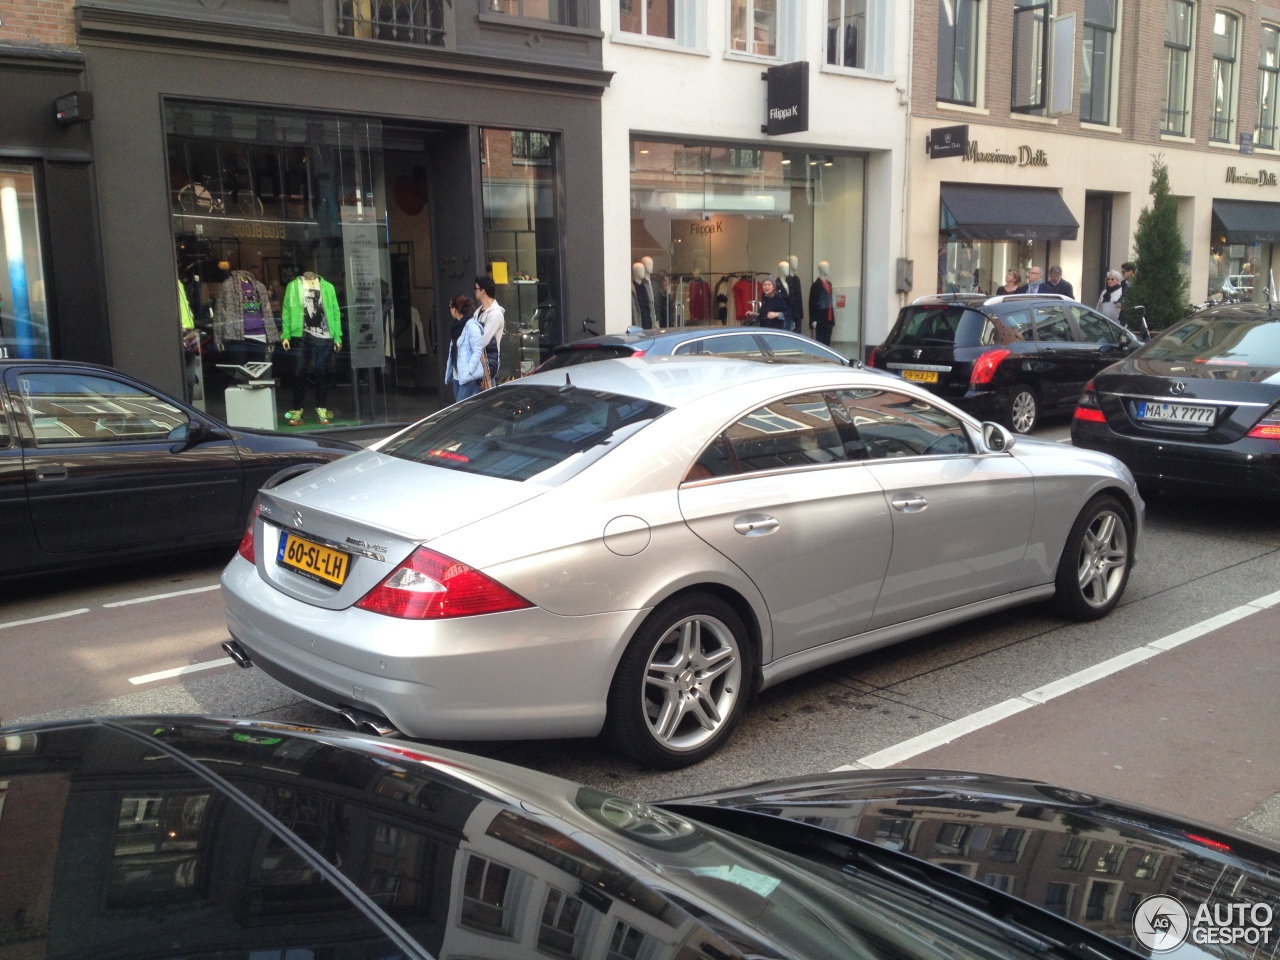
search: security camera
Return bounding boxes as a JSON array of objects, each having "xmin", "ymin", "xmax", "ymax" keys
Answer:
[{"xmin": 700, "ymin": 212, "xmax": 713, "ymax": 221}]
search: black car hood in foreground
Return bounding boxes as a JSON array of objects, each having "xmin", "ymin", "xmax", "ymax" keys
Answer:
[
  {"xmin": 674, "ymin": 769, "xmax": 1280, "ymax": 960},
  {"xmin": 3, "ymin": 719, "xmax": 1276, "ymax": 960}
]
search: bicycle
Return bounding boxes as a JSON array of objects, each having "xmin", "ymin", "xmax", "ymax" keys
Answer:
[{"xmin": 175, "ymin": 179, "xmax": 265, "ymax": 217}]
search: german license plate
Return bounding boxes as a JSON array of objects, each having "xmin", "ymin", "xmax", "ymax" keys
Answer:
[
  {"xmin": 277, "ymin": 532, "xmax": 351, "ymax": 587},
  {"xmin": 1136, "ymin": 401, "xmax": 1216, "ymax": 425},
  {"xmin": 901, "ymin": 369, "xmax": 939, "ymax": 384}
]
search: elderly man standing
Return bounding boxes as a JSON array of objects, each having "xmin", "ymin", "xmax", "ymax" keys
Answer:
[
  {"xmin": 1042, "ymin": 265, "xmax": 1074, "ymax": 298},
  {"xmin": 1017, "ymin": 265, "xmax": 1045, "ymax": 293}
]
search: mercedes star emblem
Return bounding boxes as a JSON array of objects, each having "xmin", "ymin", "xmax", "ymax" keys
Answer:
[{"xmin": 1170, "ymin": 381, "xmax": 1187, "ymax": 395}]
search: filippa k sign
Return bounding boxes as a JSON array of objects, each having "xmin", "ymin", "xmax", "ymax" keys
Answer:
[{"xmin": 763, "ymin": 62, "xmax": 808, "ymax": 136}]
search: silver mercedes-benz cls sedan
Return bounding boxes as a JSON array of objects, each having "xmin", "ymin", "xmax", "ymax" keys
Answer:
[{"xmin": 222, "ymin": 357, "xmax": 1142, "ymax": 768}]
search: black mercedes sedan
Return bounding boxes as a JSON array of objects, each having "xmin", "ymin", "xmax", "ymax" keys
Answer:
[
  {"xmin": 2, "ymin": 715, "xmax": 1276, "ymax": 960},
  {"xmin": 1071, "ymin": 303, "xmax": 1280, "ymax": 498},
  {"xmin": 0, "ymin": 359, "xmax": 356, "ymax": 578}
]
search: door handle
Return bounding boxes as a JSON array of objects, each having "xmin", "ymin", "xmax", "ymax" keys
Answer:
[
  {"xmin": 891, "ymin": 497, "xmax": 928, "ymax": 513},
  {"xmin": 35, "ymin": 465, "xmax": 68, "ymax": 481},
  {"xmin": 733, "ymin": 514, "xmax": 779, "ymax": 536}
]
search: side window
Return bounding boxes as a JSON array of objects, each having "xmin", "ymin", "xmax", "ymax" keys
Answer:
[
  {"xmin": 724, "ymin": 393, "xmax": 845, "ymax": 474},
  {"xmin": 674, "ymin": 333, "xmax": 762, "ymax": 357},
  {"xmin": 998, "ymin": 309, "xmax": 1034, "ymax": 342},
  {"xmin": 1033, "ymin": 306, "xmax": 1073, "ymax": 342},
  {"xmin": 14, "ymin": 373, "xmax": 189, "ymax": 445},
  {"xmin": 686, "ymin": 433, "xmax": 738, "ymax": 481},
  {"xmin": 1072, "ymin": 307, "xmax": 1121, "ymax": 344},
  {"xmin": 0, "ymin": 389, "xmax": 12, "ymax": 449},
  {"xmin": 832, "ymin": 388, "xmax": 973, "ymax": 459},
  {"xmin": 757, "ymin": 333, "xmax": 845, "ymax": 364}
]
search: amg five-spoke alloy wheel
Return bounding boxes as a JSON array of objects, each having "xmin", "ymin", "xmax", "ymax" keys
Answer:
[
  {"xmin": 1053, "ymin": 494, "xmax": 1133, "ymax": 620},
  {"xmin": 607, "ymin": 593, "xmax": 751, "ymax": 768}
]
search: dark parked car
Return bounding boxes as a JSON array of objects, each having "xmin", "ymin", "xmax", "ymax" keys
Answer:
[
  {"xmin": 0, "ymin": 359, "xmax": 356, "ymax": 578},
  {"xmin": 870, "ymin": 293, "xmax": 1142, "ymax": 433},
  {"xmin": 3, "ymin": 715, "xmax": 1275, "ymax": 960},
  {"xmin": 537, "ymin": 325, "xmax": 853, "ymax": 371},
  {"xmin": 1072, "ymin": 302, "xmax": 1280, "ymax": 498}
]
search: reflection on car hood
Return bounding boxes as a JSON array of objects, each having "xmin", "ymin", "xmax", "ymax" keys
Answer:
[
  {"xmin": 1113, "ymin": 355, "xmax": 1280, "ymax": 384},
  {"xmin": 675, "ymin": 769, "xmax": 1280, "ymax": 960},
  {"xmin": 266, "ymin": 448, "xmax": 548, "ymax": 541}
]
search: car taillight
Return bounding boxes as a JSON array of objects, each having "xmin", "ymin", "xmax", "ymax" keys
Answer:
[
  {"xmin": 868, "ymin": 346, "xmax": 879, "ymax": 368},
  {"xmin": 355, "ymin": 547, "xmax": 533, "ymax": 620},
  {"xmin": 237, "ymin": 505, "xmax": 258, "ymax": 564},
  {"xmin": 1247, "ymin": 405, "xmax": 1280, "ymax": 438},
  {"xmin": 970, "ymin": 348, "xmax": 1010, "ymax": 385},
  {"xmin": 630, "ymin": 349, "xmax": 647, "ymax": 357},
  {"xmin": 1074, "ymin": 380, "xmax": 1107, "ymax": 422}
]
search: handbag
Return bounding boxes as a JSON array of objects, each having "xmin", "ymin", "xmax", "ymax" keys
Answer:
[{"xmin": 481, "ymin": 364, "xmax": 494, "ymax": 391}]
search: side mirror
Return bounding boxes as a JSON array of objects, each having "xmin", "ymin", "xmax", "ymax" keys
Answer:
[{"xmin": 982, "ymin": 421, "xmax": 1016, "ymax": 453}]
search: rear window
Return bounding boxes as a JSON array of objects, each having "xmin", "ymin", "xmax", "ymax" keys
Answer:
[
  {"xmin": 538, "ymin": 345, "xmax": 635, "ymax": 370},
  {"xmin": 889, "ymin": 306, "xmax": 984, "ymax": 347},
  {"xmin": 381, "ymin": 384, "xmax": 670, "ymax": 481},
  {"xmin": 1142, "ymin": 317, "xmax": 1280, "ymax": 366}
]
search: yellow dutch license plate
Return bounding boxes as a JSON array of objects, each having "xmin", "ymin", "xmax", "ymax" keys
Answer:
[
  {"xmin": 901, "ymin": 369, "xmax": 939, "ymax": 384},
  {"xmin": 277, "ymin": 532, "xmax": 351, "ymax": 587}
]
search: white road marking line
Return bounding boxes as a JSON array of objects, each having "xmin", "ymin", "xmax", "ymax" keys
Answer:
[
  {"xmin": 846, "ymin": 595, "xmax": 1273, "ymax": 770},
  {"xmin": 103, "ymin": 584, "xmax": 221, "ymax": 608},
  {"xmin": 129, "ymin": 658, "xmax": 235, "ymax": 685},
  {"xmin": 0, "ymin": 608, "xmax": 90, "ymax": 630}
]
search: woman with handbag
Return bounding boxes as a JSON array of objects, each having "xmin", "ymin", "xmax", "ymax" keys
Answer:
[{"xmin": 452, "ymin": 302, "xmax": 492, "ymax": 402}]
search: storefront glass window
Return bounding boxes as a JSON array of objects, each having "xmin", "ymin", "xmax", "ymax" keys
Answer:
[
  {"xmin": 480, "ymin": 128, "xmax": 564, "ymax": 378},
  {"xmin": 1208, "ymin": 242, "xmax": 1274, "ymax": 302},
  {"xmin": 936, "ymin": 234, "xmax": 1050, "ymax": 296},
  {"xmin": 629, "ymin": 139, "xmax": 865, "ymax": 354},
  {"xmin": 165, "ymin": 101, "xmax": 396, "ymax": 429},
  {"xmin": 0, "ymin": 164, "xmax": 52, "ymax": 360},
  {"xmin": 488, "ymin": 0, "xmax": 585, "ymax": 26}
]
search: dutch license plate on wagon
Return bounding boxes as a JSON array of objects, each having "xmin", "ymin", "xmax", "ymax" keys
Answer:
[
  {"xmin": 901, "ymin": 369, "xmax": 939, "ymax": 384},
  {"xmin": 277, "ymin": 532, "xmax": 351, "ymax": 587},
  {"xmin": 1136, "ymin": 401, "xmax": 1216, "ymax": 425}
]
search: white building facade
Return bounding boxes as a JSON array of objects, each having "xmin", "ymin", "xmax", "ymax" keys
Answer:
[{"xmin": 600, "ymin": 0, "xmax": 912, "ymax": 357}]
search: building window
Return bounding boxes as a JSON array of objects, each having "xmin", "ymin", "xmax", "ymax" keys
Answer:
[
  {"xmin": 1211, "ymin": 11, "xmax": 1240, "ymax": 142},
  {"xmin": 732, "ymin": 0, "xmax": 799, "ymax": 58},
  {"xmin": 934, "ymin": 822, "xmax": 972, "ymax": 856},
  {"xmin": 1163, "ymin": 0, "xmax": 1195, "ymax": 135},
  {"xmin": 0, "ymin": 164, "xmax": 51, "ymax": 360},
  {"xmin": 539, "ymin": 888, "xmax": 586, "ymax": 957},
  {"xmin": 1058, "ymin": 836, "xmax": 1090, "ymax": 870},
  {"xmin": 1134, "ymin": 851, "xmax": 1164, "ymax": 879},
  {"xmin": 1045, "ymin": 882, "xmax": 1074, "ymax": 916},
  {"xmin": 989, "ymin": 827, "xmax": 1026, "ymax": 862},
  {"xmin": 827, "ymin": 0, "xmax": 865, "ymax": 67},
  {"xmin": 984, "ymin": 873, "xmax": 1016, "ymax": 893},
  {"xmin": 1085, "ymin": 880, "xmax": 1118, "ymax": 921},
  {"xmin": 1257, "ymin": 25, "xmax": 1280, "ymax": 149},
  {"xmin": 461, "ymin": 855, "xmax": 518, "ymax": 934},
  {"xmin": 1012, "ymin": 0, "xmax": 1050, "ymax": 112},
  {"xmin": 511, "ymin": 131, "xmax": 552, "ymax": 165},
  {"xmin": 337, "ymin": 0, "xmax": 446, "ymax": 45},
  {"xmin": 607, "ymin": 921, "xmax": 655, "ymax": 960},
  {"xmin": 1081, "ymin": 0, "xmax": 1118, "ymax": 124},
  {"xmin": 487, "ymin": 0, "xmax": 584, "ymax": 26},
  {"xmin": 937, "ymin": 0, "xmax": 982, "ymax": 105},
  {"xmin": 1095, "ymin": 842, "xmax": 1125, "ymax": 874},
  {"xmin": 875, "ymin": 818, "xmax": 915, "ymax": 851},
  {"xmin": 618, "ymin": 0, "xmax": 700, "ymax": 45}
]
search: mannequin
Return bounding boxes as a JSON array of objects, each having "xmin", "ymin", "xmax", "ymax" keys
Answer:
[
  {"xmin": 786, "ymin": 254, "xmax": 805, "ymax": 333},
  {"xmin": 809, "ymin": 261, "xmax": 835, "ymax": 346},
  {"xmin": 688, "ymin": 267, "xmax": 712, "ymax": 323},
  {"xmin": 214, "ymin": 268, "xmax": 279, "ymax": 366},
  {"xmin": 640, "ymin": 256, "xmax": 657, "ymax": 325},
  {"xmin": 631, "ymin": 262, "xmax": 653, "ymax": 329},
  {"xmin": 281, "ymin": 270, "xmax": 343, "ymax": 425}
]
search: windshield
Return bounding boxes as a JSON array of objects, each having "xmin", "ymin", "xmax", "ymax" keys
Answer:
[
  {"xmin": 380, "ymin": 384, "xmax": 670, "ymax": 481},
  {"xmin": 1142, "ymin": 317, "xmax": 1280, "ymax": 366}
]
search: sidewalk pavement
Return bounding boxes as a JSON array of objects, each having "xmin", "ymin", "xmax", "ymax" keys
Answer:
[{"xmin": 885, "ymin": 603, "xmax": 1280, "ymax": 841}]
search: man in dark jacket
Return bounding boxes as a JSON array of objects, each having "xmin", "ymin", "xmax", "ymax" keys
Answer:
[{"xmin": 1042, "ymin": 265, "xmax": 1074, "ymax": 298}]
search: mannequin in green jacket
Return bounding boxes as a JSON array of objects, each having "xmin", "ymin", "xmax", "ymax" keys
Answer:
[{"xmin": 280, "ymin": 272, "xmax": 343, "ymax": 425}]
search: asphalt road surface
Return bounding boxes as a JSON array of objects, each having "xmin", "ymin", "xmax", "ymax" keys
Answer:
[{"xmin": 5, "ymin": 417, "xmax": 1279, "ymax": 839}]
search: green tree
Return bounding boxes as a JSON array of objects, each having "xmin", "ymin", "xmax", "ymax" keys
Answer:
[{"xmin": 1126, "ymin": 156, "xmax": 1190, "ymax": 330}]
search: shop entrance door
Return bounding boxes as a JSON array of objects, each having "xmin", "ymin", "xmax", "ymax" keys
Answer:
[{"xmin": 1082, "ymin": 193, "xmax": 1113, "ymax": 306}]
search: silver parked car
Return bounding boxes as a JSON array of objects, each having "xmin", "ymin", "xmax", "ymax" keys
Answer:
[{"xmin": 222, "ymin": 358, "xmax": 1142, "ymax": 767}]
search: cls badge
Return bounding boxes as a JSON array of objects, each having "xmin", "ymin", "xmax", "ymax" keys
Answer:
[
  {"xmin": 292, "ymin": 510, "xmax": 304, "ymax": 528},
  {"xmin": 1170, "ymin": 381, "xmax": 1187, "ymax": 395}
]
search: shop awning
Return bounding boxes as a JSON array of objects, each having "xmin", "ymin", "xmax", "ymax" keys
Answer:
[
  {"xmin": 940, "ymin": 183, "xmax": 1079, "ymax": 242},
  {"xmin": 1212, "ymin": 199, "xmax": 1280, "ymax": 244}
]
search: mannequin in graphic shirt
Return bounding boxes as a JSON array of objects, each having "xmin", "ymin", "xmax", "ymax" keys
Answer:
[
  {"xmin": 641, "ymin": 256, "xmax": 664, "ymax": 326},
  {"xmin": 281, "ymin": 271, "xmax": 343, "ymax": 426},
  {"xmin": 786, "ymin": 255, "xmax": 805, "ymax": 332},
  {"xmin": 214, "ymin": 268, "xmax": 279, "ymax": 366},
  {"xmin": 631, "ymin": 262, "xmax": 653, "ymax": 329},
  {"xmin": 731, "ymin": 275, "xmax": 754, "ymax": 323},
  {"xmin": 688, "ymin": 269, "xmax": 712, "ymax": 323},
  {"xmin": 809, "ymin": 261, "xmax": 836, "ymax": 346}
]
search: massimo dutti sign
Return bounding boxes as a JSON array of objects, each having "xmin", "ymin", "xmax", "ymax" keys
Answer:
[
  {"xmin": 1226, "ymin": 166, "xmax": 1279, "ymax": 187},
  {"xmin": 763, "ymin": 62, "xmax": 808, "ymax": 136},
  {"xmin": 963, "ymin": 141, "xmax": 1049, "ymax": 167}
]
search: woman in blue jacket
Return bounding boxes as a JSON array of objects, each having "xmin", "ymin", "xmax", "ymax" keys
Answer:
[{"xmin": 452, "ymin": 309, "xmax": 487, "ymax": 402}]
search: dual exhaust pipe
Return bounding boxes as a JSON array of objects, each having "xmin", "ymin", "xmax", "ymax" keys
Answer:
[{"xmin": 220, "ymin": 639, "xmax": 400, "ymax": 738}]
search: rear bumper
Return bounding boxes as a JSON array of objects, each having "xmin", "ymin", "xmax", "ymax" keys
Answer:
[
  {"xmin": 221, "ymin": 555, "xmax": 644, "ymax": 740},
  {"xmin": 1071, "ymin": 420, "xmax": 1280, "ymax": 498}
]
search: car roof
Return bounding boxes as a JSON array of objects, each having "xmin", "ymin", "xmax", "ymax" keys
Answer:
[
  {"xmin": 519, "ymin": 354, "xmax": 866, "ymax": 406},
  {"xmin": 1189, "ymin": 302, "xmax": 1280, "ymax": 321},
  {"xmin": 906, "ymin": 293, "xmax": 1081, "ymax": 312}
]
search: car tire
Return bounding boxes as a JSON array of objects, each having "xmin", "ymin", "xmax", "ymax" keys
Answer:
[
  {"xmin": 606, "ymin": 592, "xmax": 752, "ymax": 769},
  {"xmin": 1005, "ymin": 384, "xmax": 1039, "ymax": 434},
  {"xmin": 1053, "ymin": 494, "xmax": 1133, "ymax": 621}
]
